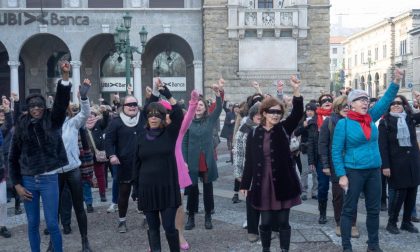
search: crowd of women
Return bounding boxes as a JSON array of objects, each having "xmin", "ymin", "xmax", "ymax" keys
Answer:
[{"xmin": 0, "ymin": 61, "xmax": 419, "ymax": 252}]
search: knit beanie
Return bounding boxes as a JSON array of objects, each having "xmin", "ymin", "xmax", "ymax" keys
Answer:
[
  {"xmin": 248, "ymin": 102, "xmax": 260, "ymax": 120},
  {"xmin": 305, "ymin": 102, "xmax": 317, "ymax": 112},
  {"xmin": 347, "ymin": 89, "xmax": 369, "ymax": 104}
]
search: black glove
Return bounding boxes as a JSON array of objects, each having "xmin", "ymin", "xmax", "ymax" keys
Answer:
[
  {"xmin": 159, "ymin": 85, "xmax": 172, "ymax": 100},
  {"xmin": 79, "ymin": 82, "xmax": 91, "ymax": 100}
]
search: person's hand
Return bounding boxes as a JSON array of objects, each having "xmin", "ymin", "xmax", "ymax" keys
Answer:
[
  {"xmin": 146, "ymin": 86, "xmax": 152, "ymax": 95},
  {"xmin": 323, "ymin": 168, "xmax": 331, "ymax": 176},
  {"xmin": 339, "ymin": 175, "xmax": 349, "ymax": 191},
  {"xmin": 158, "ymin": 85, "xmax": 173, "ymax": 99},
  {"xmin": 236, "ymin": 177, "xmax": 242, "ymax": 183},
  {"xmin": 309, "ymin": 164, "xmax": 316, "ymax": 172},
  {"xmin": 252, "ymin": 81, "xmax": 260, "ymax": 90},
  {"xmin": 99, "ymin": 105, "xmax": 107, "ymax": 113},
  {"xmin": 239, "ymin": 189, "xmax": 247, "ymax": 197},
  {"xmin": 394, "ymin": 68, "xmax": 403, "ymax": 84},
  {"xmin": 413, "ymin": 90, "xmax": 420, "ymax": 101},
  {"xmin": 10, "ymin": 92, "xmax": 18, "ymax": 102},
  {"xmin": 60, "ymin": 60, "xmax": 71, "ymax": 80},
  {"xmin": 127, "ymin": 85, "xmax": 133, "ymax": 95},
  {"xmin": 277, "ymin": 80, "xmax": 284, "ymax": 93},
  {"xmin": 15, "ymin": 184, "xmax": 33, "ymax": 201},
  {"xmin": 113, "ymin": 93, "xmax": 120, "ymax": 102},
  {"xmin": 79, "ymin": 79, "xmax": 91, "ymax": 100},
  {"xmin": 190, "ymin": 89, "xmax": 199, "ymax": 104},
  {"xmin": 110, "ymin": 155, "xmax": 120, "ymax": 165},
  {"xmin": 212, "ymin": 83, "xmax": 220, "ymax": 96},
  {"xmin": 2, "ymin": 98, "xmax": 10, "ymax": 113},
  {"xmin": 382, "ymin": 168, "xmax": 391, "ymax": 177},
  {"xmin": 290, "ymin": 75, "xmax": 301, "ymax": 91},
  {"xmin": 303, "ymin": 121, "xmax": 308, "ymax": 127},
  {"xmin": 218, "ymin": 78, "xmax": 225, "ymax": 91}
]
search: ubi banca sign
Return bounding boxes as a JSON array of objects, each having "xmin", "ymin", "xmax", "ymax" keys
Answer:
[{"xmin": 0, "ymin": 12, "xmax": 89, "ymax": 26}]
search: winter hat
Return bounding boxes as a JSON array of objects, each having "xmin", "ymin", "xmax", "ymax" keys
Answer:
[
  {"xmin": 26, "ymin": 94, "xmax": 46, "ymax": 109},
  {"xmin": 305, "ymin": 102, "xmax": 317, "ymax": 112},
  {"xmin": 348, "ymin": 89, "xmax": 369, "ymax": 104},
  {"xmin": 248, "ymin": 102, "xmax": 261, "ymax": 120}
]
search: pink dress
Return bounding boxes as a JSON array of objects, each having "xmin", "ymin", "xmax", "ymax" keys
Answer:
[{"xmin": 175, "ymin": 90, "xmax": 199, "ymax": 189}]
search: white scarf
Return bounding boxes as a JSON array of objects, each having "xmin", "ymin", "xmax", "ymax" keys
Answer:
[
  {"xmin": 389, "ymin": 111, "xmax": 411, "ymax": 147},
  {"xmin": 120, "ymin": 112, "xmax": 140, "ymax": 127}
]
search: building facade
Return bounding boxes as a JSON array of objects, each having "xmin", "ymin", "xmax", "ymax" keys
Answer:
[
  {"xmin": 343, "ymin": 9, "xmax": 420, "ymax": 98},
  {"xmin": 0, "ymin": 0, "xmax": 330, "ymax": 104},
  {"xmin": 329, "ymin": 36, "xmax": 345, "ymax": 93}
]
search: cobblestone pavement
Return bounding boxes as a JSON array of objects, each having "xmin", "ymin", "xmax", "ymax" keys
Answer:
[{"xmin": 1, "ymin": 143, "xmax": 419, "ymax": 252}]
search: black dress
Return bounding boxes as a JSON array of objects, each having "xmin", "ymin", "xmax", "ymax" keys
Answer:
[{"xmin": 134, "ymin": 104, "xmax": 183, "ymax": 211}]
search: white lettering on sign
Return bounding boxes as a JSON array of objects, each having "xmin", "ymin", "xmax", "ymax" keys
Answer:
[
  {"xmin": 160, "ymin": 77, "xmax": 187, "ymax": 92},
  {"xmin": 100, "ymin": 77, "xmax": 133, "ymax": 92}
]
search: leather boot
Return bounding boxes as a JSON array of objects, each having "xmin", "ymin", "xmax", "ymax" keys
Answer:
[
  {"xmin": 279, "ymin": 227, "xmax": 291, "ymax": 251},
  {"xmin": 184, "ymin": 214, "xmax": 195, "ymax": 230},
  {"xmin": 204, "ymin": 213, "xmax": 213, "ymax": 230},
  {"xmin": 165, "ymin": 229, "xmax": 180, "ymax": 252},
  {"xmin": 147, "ymin": 229, "xmax": 161, "ymax": 252},
  {"xmin": 45, "ymin": 240, "xmax": 54, "ymax": 252},
  {"xmin": 318, "ymin": 201, "xmax": 327, "ymax": 224},
  {"xmin": 259, "ymin": 225, "xmax": 271, "ymax": 252},
  {"xmin": 82, "ymin": 236, "xmax": 93, "ymax": 252}
]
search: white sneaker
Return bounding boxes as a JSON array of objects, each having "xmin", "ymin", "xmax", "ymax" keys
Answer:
[
  {"xmin": 107, "ymin": 203, "xmax": 118, "ymax": 213},
  {"xmin": 242, "ymin": 220, "xmax": 247, "ymax": 229}
]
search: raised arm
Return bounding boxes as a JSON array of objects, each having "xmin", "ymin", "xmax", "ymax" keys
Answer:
[
  {"xmin": 178, "ymin": 90, "xmax": 199, "ymax": 138},
  {"xmin": 70, "ymin": 79, "xmax": 92, "ymax": 130},
  {"xmin": 282, "ymin": 75, "xmax": 303, "ymax": 134},
  {"xmin": 51, "ymin": 61, "xmax": 72, "ymax": 129}
]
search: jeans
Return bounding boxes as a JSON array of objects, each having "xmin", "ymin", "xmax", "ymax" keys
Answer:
[
  {"xmin": 341, "ymin": 168, "xmax": 381, "ymax": 250},
  {"xmin": 300, "ymin": 154, "xmax": 318, "ymax": 196},
  {"xmin": 316, "ymin": 161, "xmax": 330, "ymax": 202},
  {"xmin": 82, "ymin": 181, "xmax": 93, "ymax": 205},
  {"xmin": 111, "ymin": 165, "xmax": 119, "ymax": 204},
  {"xmin": 58, "ymin": 169, "xmax": 88, "ymax": 237},
  {"xmin": 22, "ymin": 174, "xmax": 62, "ymax": 252},
  {"xmin": 60, "ymin": 184, "xmax": 72, "ymax": 226}
]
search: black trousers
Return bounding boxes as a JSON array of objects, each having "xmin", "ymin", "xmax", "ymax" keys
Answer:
[
  {"xmin": 260, "ymin": 209, "xmax": 290, "ymax": 231},
  {"xmin": 381, "ymin": 174, "xmax": 388, "ymax": 204},
  {"xmin": 388, "ymin": 186, "xmax": 418, "ymax": 223},
  {"xmin": 144, "ymin": 207, "xmax": 178, "ymax": 233},
  {"xmin": 60, "ymin": 183, "xmax": 73, "ymax": 226},
  {"xmin": 58, "ymin": 169, "xmax": 88, "ymax": 237},
  {"xmin": 246, "ymin": 198, "xmax": 260, "ymax": 235},
  {"xmin": 186, "ymin": 182, "xmax": 214, "ymax": 214},
  {"xmin": 233, "ymin": 179, "xmax": 240, "ymax": 193}
]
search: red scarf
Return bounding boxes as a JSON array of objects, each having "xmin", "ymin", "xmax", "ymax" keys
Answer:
[
  {"xmin": 347, "ymin": 111, "xmax": 372, "ymax": 140},
  {"xmin": 316, "ymin": 108, "xmax": 332, "ymax": 129}
]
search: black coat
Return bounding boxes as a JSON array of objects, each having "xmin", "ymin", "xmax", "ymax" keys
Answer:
[
  {"xmin": 294, "ymin": 118, "xmax": 309, "ymax": 154},
  {"xmin": 220, "ymin": 102, "xmax": 236, "ymax": 139},
  {"xmin": 88, "ymin": 111, "xmax": 110, "ymax": 152},
  {"xmin": 240, "ymin": 96, "xmax": 303, "ymax": 205},
  {"xmin": 9, "ymin": 81, "xmax": 71, "ymax": 186},
  {"xmin": 306, "ymin": 115, "xmax": 319, "ymax": 166},
  {"xmin": 379, "ymin": 113, "xmax": 420, "ymax": 189}
]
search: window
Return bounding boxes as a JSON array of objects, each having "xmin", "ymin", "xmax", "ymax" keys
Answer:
[
  {"xmin": 88, "ymin": 0, "xmax": 123, "ymax": 8},
  {"xmin": 383, "ymin": 44, "xmax": 387, "ymax": 58},
  {"xmin": 348, "ymin": 58, "xmax": 352, "ymax": 68},
  {"xmin": 361, "ymin": 52, "xmax": 364, "ymax": 64},
  {"xmin": 375, "ymin": 47, "xmax": 379, "ymax": 61},
  {"xmin": 400, "ymin": 39, "xmax": 407, "ymax": 55},
  {"xmin": 258, "ymin": 0, "xmax": 273, "ymax": 8},
  {"xmin": 332, "ymin": 48, "xmax": 337, "ymax": 54},
  {"xmin": 383, "ymin": 73, "xmax": 387, "ymax": 88},
  {"xmin": 368, "ymin": 49, "xmax": 371, "ymax": 58},
  {"xmin": 27, "ymin": 0, "xmax": 61, "ymax": 8},
  {"xmin": 149, "ymin": 0, "xmax": 184, "ymax": 8},
  {"xmin": 332, "ymin": 59, "xmax": 337, "ymax": 66}
]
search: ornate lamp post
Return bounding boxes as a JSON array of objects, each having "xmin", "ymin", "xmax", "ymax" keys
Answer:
[
  {"xmin": 364, "ymin": 57, "xmax": 376, "ymax": 96},
  {"xmin": 113, "ymin": 12, "xmax": 148, "ymax": 94}
]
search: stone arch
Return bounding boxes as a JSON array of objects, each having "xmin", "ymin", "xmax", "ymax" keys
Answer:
[
  {"xmin": 142, "ymin": 33, "xmax": 195, "ymax": 101},
  {"xmin": 0, "ymin": 41, "xmax": 10, "ymax": 96},
  {"xmin": 360, "ymin": 75, "xmax": 365, "ymax": 91},
  {"xmin": 19, "ymin": 33, "xmax": 71, "ymax": 97}
]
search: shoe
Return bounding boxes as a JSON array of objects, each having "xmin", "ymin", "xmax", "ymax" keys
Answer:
[
  {"xmin": 185, "ymin": 215, "xmax": 195, "ymax": 230},
  {"xmin": 204, "ymin": 214, "xmax": 213, "ymax": 230},
  {"xmin": 311, "ymin": 195, "xmax": 318, "ymax": 200},
  {"xmin": 247, "ymin": 233, "xmax": 259, "ymax": 243},
  {"xmin": 210, "ymin": 209, "xmax": 215, "ymax": 214},
  {"xmin": 82, "ymin": 236, "xmax": 93, "ymax": 252},
  {"xmin": 44, "ymin": 228, "xmax": 50, "ymax": 235},
  {"xmin": 118, "ymin": 221, "xmax": 127, "ymax": 233},
  {"xmin": 380, "ymin": 201, "xmax": 387, "ymax": 211},
  {"xmin": 107, "ymin": 203, "xmax": 118, "ymax": 213},
  {"xmin": 232, "ymin": 194, "xmax": 241, "ymax": 204},
  {"xmin": 318, "ymin": 201, "xmax": 327, "ymax": 224},
  {"xmin": 411, "ymin": 216, "xmax": 420, "ymax": 223},
  {"xmin": 351, "ymin": 226, "xmax": 359, "ymax": 238},
  {"xmin": 301, "ymin": 194, "xmax": 307, "ymax": 201},
  {"xmin": 386, "ymin": 222, "xmax": 400, "ymax": 234},
  {"xmin": 14, "ymin": 206, "xmax": 23, "ymax": 215},
  {"xmin": 100, "ymin": 195, "xmax": 107, "ymax": 202},
  {"xmin": 165, "ymin": 229, "xmax": 180, "ymax": 252},
  {"xmin": 259, "ymin": 226, "xmax": 271, "ymax": 252},
  {"xmin": 86, "ymin": 204, "xmax": 94, "ymax": 213},
  {"xmin": 400, "ymin": 221, "xmax": 419, "ymax": 233},
  {"xmin": 279, "ymin": 228, "xmax": 291, "ymax": 251},
  {"xmin": 180, "ymin": 241, "xmax": 190, "ymax": 251},
  {"xmin": 335, "ymin": 225, "xmax": 341, "ymax": 237},
  {"xmin": 142, "ymin": 217, "xmax": 149, "ymax": 229},
  {"xmin": 62, "ymin": 225, "xmax": 72, "ymax": 235},
  {"xmin": 0, "ymin": 226, "xmax": 11, "ymax": 238},
  {"xmin": 242, "ymin": 220, "xmax": 247, "ymax": 229},
  {"xmin": 366, "ymin": 247, "xmax": 383, "ymax": 252}
]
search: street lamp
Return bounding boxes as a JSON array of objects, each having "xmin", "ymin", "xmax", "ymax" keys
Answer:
[
  {"xmin": 364, "ymin": 57, "xmax": 376, "ymax": 96},
  {"xmin": 113, "ymin": 12, "xmax": 148, "ymax": 94}
]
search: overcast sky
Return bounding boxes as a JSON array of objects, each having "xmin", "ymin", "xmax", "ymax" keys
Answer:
[{"xmin": 330, "ymin": 0, "xmax": 420, "ymax": 28}]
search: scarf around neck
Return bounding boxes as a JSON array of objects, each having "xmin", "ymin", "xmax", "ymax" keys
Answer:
[
  {"xmin": 120, "ymin": 112, "xmax": 140, "ymax": 127},
  {"xmin": 316, "ymin": 108, "xmax": 332, "ymax": 129},
  {"xmin": 389, "ymin": 111, "xmax": 411, "ymax": 147},
  {"xmin": 348, "ymin": 110, "xmax": 372, "ymax": 140}
]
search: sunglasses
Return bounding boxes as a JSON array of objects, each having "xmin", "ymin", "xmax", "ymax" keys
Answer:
[
  {"xmin": 123, "ymin": 102, "xmax": 138, "ymax": 108},
  {"xmin": 147, "ymin": 111, "xmax": 164, "ymax": 118},
  {"xmin": 340, "ymin": 104, "xmax": 349, "ymax": 110},
  {"xmin": 320, "ymin": 98, "xmax": 333, "ymax": 104},
  {"xmin": 390, "ymin": 101, "xmax": 403, "ymax": 106},
  {"xmin": 266, "ymin": 109, "xmax": 283, "ymax": 115},
  {"xmin": 28, "ymin": 102, "xmax": 45, "ymax": 110}
]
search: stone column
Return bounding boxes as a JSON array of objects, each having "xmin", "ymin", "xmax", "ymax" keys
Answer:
[
  {"xmin": 193, "ymin": 60, "xmax": 203, "ymax": 94},
  {"xmin": 132, "ymin": 60, "xmax": 142, "ymax": 104},
  {"xmin": 70, "ymin": 60, "xmax": 82, "ymax": 104},
  {"xmin": 8, "ymin": 60, "xmax": 20, "ymax": 97}
]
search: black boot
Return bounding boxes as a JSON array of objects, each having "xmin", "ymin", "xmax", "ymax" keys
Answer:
[
  {"xmin": 205, "ymin": 213, "xmax": 213, "ymax": 229},
  {"xmin": 232, "ymin": 193, "xmax": 241, "ymax": 204},
  {"xmin": 386, "ymin": 221, "xmax": 400, "ymax": 234},
  {"xmin": 45, "ymin": 240, "xmax": 54, "ymax": 252},
  {"xmin": 259, "ymin": 226, "xmax": 271, "ymax": 252},
  {"xmin": 400, "ymin": 221, "xmax": 419, "ymax": 233},
  {"xmin": 82, "ymin": 236, "xmax": 93, "ymax": 252},
  {"xmin": 165, "ymin": 229, "xmax": 180, "ymax": 252},
  {"xmin": 279, "ymin": 227, "xmax": 291, "ymax": 251},
  {"xmin": 318, "ymin": 201, "xmax": 327, "ymax": 224},
  {"xmin": 147, "ymin": 229, "xmax": 161, "ymax": 252},
  {"xmin": 184, "ymin": 214, "xmax": 195, "ymax": 230}
]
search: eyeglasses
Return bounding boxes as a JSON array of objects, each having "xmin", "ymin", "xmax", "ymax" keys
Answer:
[
  {"xmin": 266, "ymin": 109, "xmax": 282, "ymax": 115},
  {"xmin": 353, "ymin": 97, "xmax": 369, "ymax": 104},
  {"xmin": 340, "ymin": 104, "xmax": 349, "ymax": 110},
  {"xmin": 147, "ymin": 111, "xmax": 163, "ymax": 118},
  {"xmin": 390, "ymin": 101, "xmax": 403, "ymax": 106},
  {"xmin": 320, "ymin": 98, "xmax": 333, "ymax": 104},
  {"xmin": 123, "ymin": 102, "xmax": 138, "ymax": 108}
]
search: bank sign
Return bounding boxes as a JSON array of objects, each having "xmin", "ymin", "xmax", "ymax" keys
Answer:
[
  {"xmin": 100, "ymin": 77, "xmax": 187, "ymax": 92},
  {"xmin": 0, "ymin": 12, "xmax": 89, "ymax": 26}
]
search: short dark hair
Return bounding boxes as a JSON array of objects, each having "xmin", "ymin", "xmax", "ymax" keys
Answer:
[{"xmin": 259, "ymin": 98, "xmax": 285, "ymax": 126}]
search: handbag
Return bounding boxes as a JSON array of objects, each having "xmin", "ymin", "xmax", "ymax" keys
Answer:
[
  {"xmin": 289, "ymin": 133, "xmax": 301, "ymax": 152},
  {"xmin": 87, "ymin": 130, "xmax": 108, "ymax": 162}
]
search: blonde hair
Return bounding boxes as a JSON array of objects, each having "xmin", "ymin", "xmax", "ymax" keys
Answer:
[{"xmin": 333, "ymin": 95, "xmax": 348, "ymax": 113}]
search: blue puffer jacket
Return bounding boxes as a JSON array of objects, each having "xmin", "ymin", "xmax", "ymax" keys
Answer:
[{"xmin": 332, "ymin": 82, "xmax": 399, "ymax": 177}]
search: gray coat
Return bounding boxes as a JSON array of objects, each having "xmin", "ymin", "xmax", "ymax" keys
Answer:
[{"xmin": 183, "ymin": 96, "xmax": 222, "ymax": 184}]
